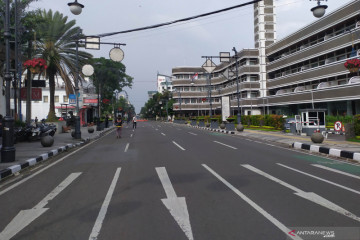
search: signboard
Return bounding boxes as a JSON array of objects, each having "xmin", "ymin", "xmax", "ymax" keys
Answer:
[
  {"xmin": 334, "ymin": 121, "xmax": 342, "ymax": 131},
  {"xmin": 83, "ymin": 98, "xmax": 98, "ymax": 104},
  {"xmin": 202, "ymin": 59, "xmax": 216, "ymax": 73},
  {"xmin": 20, "ymin": 88, "xmax": 42, "ymax": 101},
  {"xmin": 85, "ymin": 36, "xmax": 100, "ymax": 50},
  {"xmin": 25, "ymin": 80, "xmax": 46, "ymax": 87},
  {"xmin": 69, "ymin": 94, "xmax": 76, "ymax": 105},
  {"xmin": 221, "ymin": 96, "xmax": 230, "ymax": 122}
]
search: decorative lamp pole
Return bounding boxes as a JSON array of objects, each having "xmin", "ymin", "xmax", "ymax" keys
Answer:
[
  {"xmin": 68, "ymin": 0, "xmax": 84, "ymax": 15},
  {"xmin": 232, "ymin": 47, "xmax": 241, "ymax": 125},
  {"xmin": 74, "ymin": 35, "xmax": 81, "ymax": 139},
  {"xmin": 1, "ymin": 0, "xmax": 15, "ymax": 162}
]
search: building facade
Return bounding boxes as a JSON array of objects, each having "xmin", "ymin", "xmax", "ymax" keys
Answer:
[{"xmin": 172, "ymin": 0, "xmax": 360, "ymax": 118}]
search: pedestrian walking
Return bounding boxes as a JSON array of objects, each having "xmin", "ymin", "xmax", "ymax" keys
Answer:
[
  {"xmin": 132, "ymin": 115, "xmax": 137, "ymax": 129},
  {"xmin": 115, "ymin": 116, "xmax": 123, "ymax": 138}
]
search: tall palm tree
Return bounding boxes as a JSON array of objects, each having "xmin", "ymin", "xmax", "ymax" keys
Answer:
[{"xmin": 34, "ymin": 9, "xmax": 92, "ymax": 121}]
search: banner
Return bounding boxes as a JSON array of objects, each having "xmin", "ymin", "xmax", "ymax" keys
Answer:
[
  {"xmin": 221, "ymin": 96, "xmax": 230, "ymax": 122},
  {"xmin": 20, "ymin": 88, "xmax": 42, "ymax": 101}
]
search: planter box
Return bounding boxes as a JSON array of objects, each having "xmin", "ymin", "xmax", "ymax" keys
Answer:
[
  {"xmin": 47, "ymin": 121, "xmax": 66, "ymax": 134},
  {"xmin": 198, "ymin": 121, "xmax": 205, "ymax": 127},
  {"xmin": 226, "ymin": 122, "xmax": 235, "ymax": 131},
  {"xmin": 210, "ymin": 121, "xmax": 218, "ymax": 129}
]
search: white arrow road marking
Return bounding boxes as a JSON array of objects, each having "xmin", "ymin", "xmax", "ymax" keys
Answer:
[
  {"xmin": 155, "ymin": 167, "xmax": 194, "ymax": 240},
  {"xmin": 312, "ymin": 164, "xmax": 360, "ymax": 180},
  {"xmin": 242, "ymin": 164, "xmax": 360, "ymax": 222},
  {"xmin": 124, "ymin": 143, "xmax": 130, "ymax": 152},
  {"xmin": 173, "ymin": 141, "xmax": 185, "ymax": 151},
  {"xmin": 213, "ymin": 141, "xmax": 237, "ymax": 149},
  {"xmin": 202, "ymin": 164, "xmax": 302, "ymax": 240},
  {"xmin": 89, "ymin": 168, "xmax": 121, "ymax": 240},
  {"xmin": 277, "ymin": 163, "xmax": 360, "ymax": 195},
  {"xmin": 188, "ymin": 132, "xmax": 197, "ymax": 136},
  {"xmin": 0, "ymin": 173, "xmax": 82, "ymax": 240}
]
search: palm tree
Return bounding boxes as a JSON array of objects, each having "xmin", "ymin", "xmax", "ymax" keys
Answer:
[{"xmin": 34, "ymin": 9, "xmax": 92, "ymax": 121}]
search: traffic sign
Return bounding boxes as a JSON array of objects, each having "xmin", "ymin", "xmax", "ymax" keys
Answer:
[
  {"xmin": 334, "ymin": 121, "xmax": 342, "ymax": 131},
  {"xmin": 202, "ymin": 59, "xmax": 217, "ymax": 73}
]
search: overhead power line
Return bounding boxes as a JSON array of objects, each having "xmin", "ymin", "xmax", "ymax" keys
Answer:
[{"xmin": 96, "ymin": 0, "xmax": 262, "ymax": 38}]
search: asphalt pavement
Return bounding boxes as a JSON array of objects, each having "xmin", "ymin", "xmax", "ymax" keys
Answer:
[
  {"xmin": 1, "ymin": 121, "xmax": 360, "ymax": 181},
  {"xmin": 0, "ymin": 121, "xmax": 359, "ymax": 239}
]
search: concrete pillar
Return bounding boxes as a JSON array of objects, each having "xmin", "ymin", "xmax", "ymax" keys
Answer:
[
  {"xmin": 327, "ymin": 102, "xmax": 334, "ymax": 116},
  {"xmin": 347, "ymin": 100, "xmax": 353, "ymax": 116}
]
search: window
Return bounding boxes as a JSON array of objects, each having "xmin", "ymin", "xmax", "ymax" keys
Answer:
[
  {"xmin": 55, "ymin": 96, "xmax": 59, "ymax": 103},
  {"xmin": 43, "ymin": 96, "xmax": 48, "ymax": 103},
  {"xmin": 63, "ymin": 96, "xmax": 68, "ymax": 102}
]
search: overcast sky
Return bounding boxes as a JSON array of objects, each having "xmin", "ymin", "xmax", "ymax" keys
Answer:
[{"xmin": 28, "ymin": 0, "xmax": 352, "ymax": 113}]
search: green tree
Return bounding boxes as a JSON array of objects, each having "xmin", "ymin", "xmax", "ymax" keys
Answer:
[
  {"xmin": 34, "ymin": 9, "xmax": 92, "ymax": 121},
  {"xmin": 90, "ymin": 57, "xmax": 133, "ymax": 115}
]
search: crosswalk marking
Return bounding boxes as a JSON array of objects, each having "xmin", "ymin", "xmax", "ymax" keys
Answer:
[{"xmin": 202, "ymin": 164, "xmax": 303, "ymax": 240}]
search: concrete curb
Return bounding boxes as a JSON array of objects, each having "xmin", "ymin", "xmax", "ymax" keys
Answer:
[
  {"xmin": 292, "ymin": 142, "xmax": 360, "ymax": 163},
  {"xmin": 0, "ymin": 127, "xmax": 114, "ymax": 181},
  {"xmin": 189, "ymin": 125, "xmax": 235, "ymax": 134}
]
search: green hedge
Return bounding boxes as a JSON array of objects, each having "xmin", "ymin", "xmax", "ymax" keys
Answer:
[{"xmin": 241, "ymin": 115, "xmax": 285, "ymax": 130}]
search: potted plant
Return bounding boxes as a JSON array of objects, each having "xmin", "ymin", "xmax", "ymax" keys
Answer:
[
  {"xmin": 23, "ymin": 58, "xmax": 48, "ymax": 74},
  {"xmin": 344, "ymin": 58, "xmax": 360, "ymax": 73}
]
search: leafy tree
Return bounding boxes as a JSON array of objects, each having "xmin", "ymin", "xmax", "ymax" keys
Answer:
[
  {"xmin": 34, "ymin": 9, "xmax": 92, "ymax": 121},
  {"xmin": 90, "ymin": 57, "xmax": 133, "ymax": 115}
]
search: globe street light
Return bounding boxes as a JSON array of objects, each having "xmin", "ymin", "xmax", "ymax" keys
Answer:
[
  {"xmin": 68, "ymin": 0, "xmax": 84, "ymax": 15},
  {"xmin": 310, "ymin": 0, "xmax": 328, "ymax": 18}
]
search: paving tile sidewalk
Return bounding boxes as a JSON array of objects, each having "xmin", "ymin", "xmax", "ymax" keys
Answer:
[{"xmin": 0, "ymin": 126, "xmax": 114, "ymax": 180}]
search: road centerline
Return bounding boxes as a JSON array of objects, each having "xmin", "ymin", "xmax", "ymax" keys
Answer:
[{"xmin": 124, "ymin": 143, "xmax": 130, "ymax": 153}]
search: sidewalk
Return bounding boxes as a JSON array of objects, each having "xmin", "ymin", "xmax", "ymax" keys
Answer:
[
  {"xmin": 188, "ymin": 125, "xmax": 360, "ymax": 163},
  {"xmin": 0, "ymin": 126, "xmax": 114, "ymax": 180}
]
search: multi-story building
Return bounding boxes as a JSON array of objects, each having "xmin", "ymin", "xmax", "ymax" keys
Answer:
[{"xmin": 172, "ymin": 0, "xmax": 360, "ymax": 118}]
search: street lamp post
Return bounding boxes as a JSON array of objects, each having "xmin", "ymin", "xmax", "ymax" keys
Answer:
[
  {"xmin": 207, "ymin": 73, "xmax": 213, "ymax": 118},
  {"xmin": 1, "ymin": 0, "xmax": 15, "ymax": 162},
  {"xmin": 74, "ymin": 36, "xmax": 81, "ymax": 139},
  {"xmin": 232, "ymin": 47, "xmax": 241, "ymax": 125}
]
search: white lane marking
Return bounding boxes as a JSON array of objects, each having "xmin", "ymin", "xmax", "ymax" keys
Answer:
[
  {"xmin": 312, "ymin": 164, "xmax": 360, "ymax": 180},
  {"xmin": 202, "ymin": 164, "xmax": 302, "ymax": 240},
  {"xmin": 156, "ymin": 167, "xmax": 193, "ymax": 240},
  {"xmin": 188, "ymin": 132, "xmax": 197, "ymax": 136},
  {"xmin": 89, "ymin": 168, "xmax": 121, "ymax": 240},
  {"xmin": 173, "ymin": 141, "xmax": 185, "ymax": 151},
  {"xmin": 0, "ymin": 173, "xmax": 82, "ymax": 240},
  {"xmin": 242, "ymin": 164, "xmax": 360, "ymax": 222},
  {"xmin": 213, "ymin": 141, "xmax": 237, "ymax": 150},
  {"xmin": 124, "ymin": 143, "xmax": 130, "ymax": 153},
  {"xmin": 161, "ymin": 133, "xmax": 166, "ymax": 136},
  {"xmin": 155, "ymin": 129, "xmax": 159, "ymax": 131},
  {"xmin": 158, "ymin": 125, "xmax": 161, "ymax": 128},
  {"xmin": 266, "ymin": 144, "xmax": 276, "ymax": 147},
  {"xmin": 177, "ymin": 128, "xmax": 181, "ymax": 131},
  {"xmin": 277, "ymin": 163, "xmax": 360, "ymax": 195},
  {"xmin": 130, "ymin": 134, "xmax": 133, "ymax": 138},
  {"xmin": 0, "ymin": 130, "xmax": 113, "ymax": 196}
]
